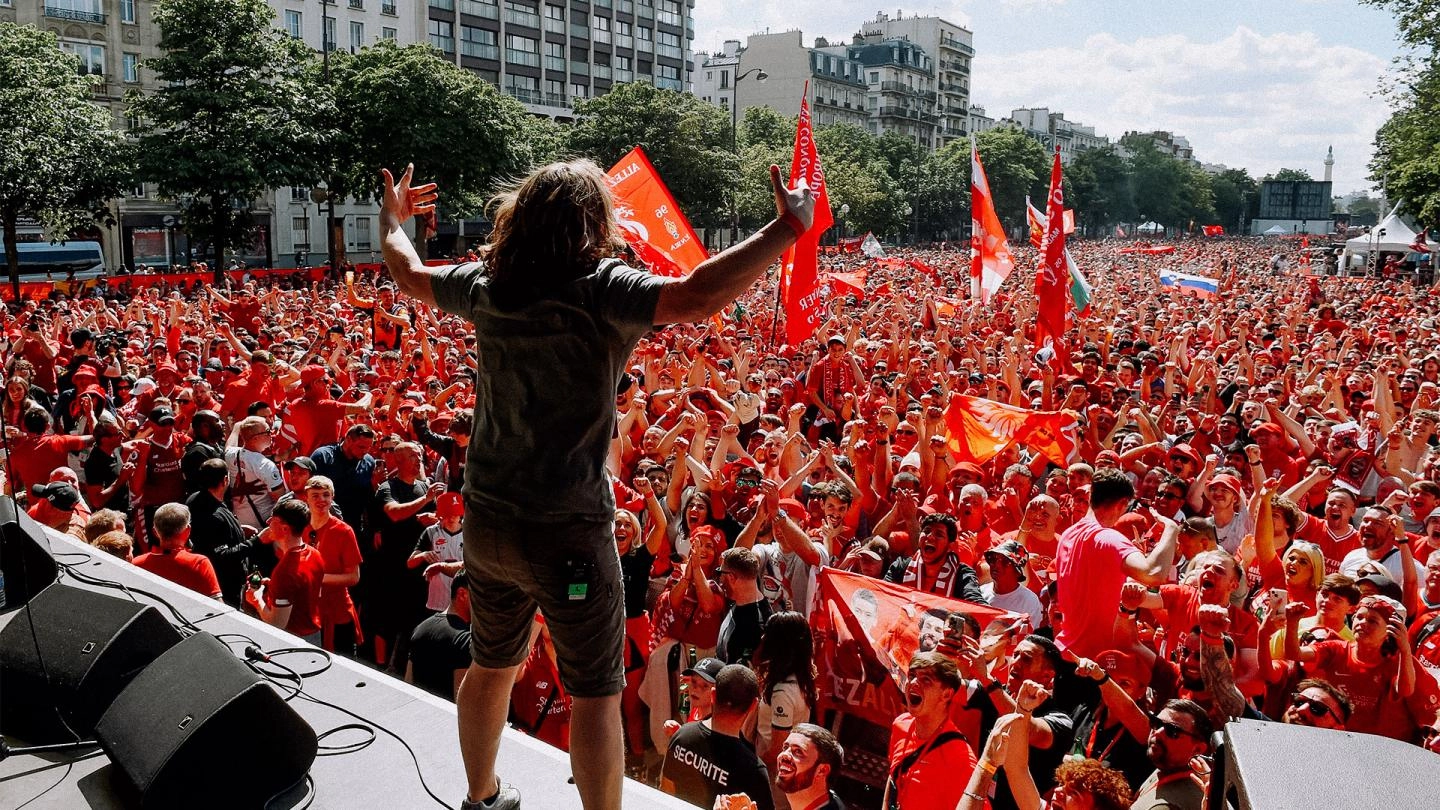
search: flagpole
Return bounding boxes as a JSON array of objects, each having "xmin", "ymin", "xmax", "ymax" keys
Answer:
[{"xmin": 770, "ymin": 268, "xmax": 783, "ymax": 349}]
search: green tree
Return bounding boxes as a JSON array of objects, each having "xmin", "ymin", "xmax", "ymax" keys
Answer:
[
  {"xmin": 738, "ymin": 105, "xmax": 794, "ymax": 152},
  {"xmin": 1177, "ymin": 161, "xmax": 1218, "ymax": 230},
  {"xmin": 912, "ymin": 142, "xmax": 970, "ymax": 241},
  {"xmin": 130, "ymin": 0, "xmax": 323, "ymax": 275},
  {"xmin": 973, "ymin": 128, "xmax": 1048, "ymax": 229},
  {"xmin": 815, "ymin": 125, "xmax": 908, "ymax": 240},
  {"xmin": 1210, "ymin": 168, "xmax": 1257, "ymax": 232},
  {"xmin": 1262, "ymin": 168, "xmax": 1314, "ymax": 182},
  {"xmin": 567, "ymin": 82, "xmax": 738, "ymax": 230},
  {"xmin": 0, "ymin": 23, "xmax": 132, "ymax": 296},
  {"xmin": 1123, "ymin": 136, "xmax": 1186, "ymax": 231},
  {"xmin": 1360, "ymin": 1, "xmax": 1440, "ymax": 51},
  {"xmin": 326, "ymin": 42, "xmax": 534, "ymax": 256},
  {"xmin": 1067, "ymin": 146, "xmax": 1134, "ymax": 234}
]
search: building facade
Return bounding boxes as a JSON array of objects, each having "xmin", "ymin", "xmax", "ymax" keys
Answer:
[
  {"xmin": 693, "ymin": 38, "xmax": 739, "ymax": 111},
  {"xmin": 270, "ymin": 0, "xmax": 428, "ymax": 267},
  {"xmin": 1007, "ymin": 107, "xmax": 1110, "ymax": 164},
  {"xmin": 1, "ymin": 0, "xmax": 200, "ymax": 269},
  {"xmin": 857, "ymin": 11, "xmax": 971, "ymax": 148},
  {"xmin": 730, "ymin": 31, "xmax": 868, "ymax": 131},
  {"xmin": 424, "ymin": 0, "xmax": 696, "ymax": 120},
  {"xmin": 826, "ymin": 35, "xmax": 938, "ymax": 148}
]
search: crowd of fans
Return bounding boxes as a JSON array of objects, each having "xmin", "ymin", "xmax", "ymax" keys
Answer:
[{"xmin": 8, "ymin": 233, "xmax": 1440, "ymax": 810}]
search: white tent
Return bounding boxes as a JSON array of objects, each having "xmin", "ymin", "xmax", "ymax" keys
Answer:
[
  {"xmin": 1263, "ymin": 225, "xmax": 1289, "ymax": 236},
  {"xmin": 1136, "ymin": 221, "xmax": 1163, "ymax": 234},
  {"xmin": 1340, "ymin": 204, "xmax": 1423, "ymax": 273},
  {"xmin": 1344, "ymin": 209, "xmax": 1420, "ymax": 254}
]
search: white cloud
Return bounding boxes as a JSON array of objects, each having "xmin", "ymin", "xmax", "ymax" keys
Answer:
[{"xmin": 974, "ymin": 26, "xmax": 1391, "ymax": 193}]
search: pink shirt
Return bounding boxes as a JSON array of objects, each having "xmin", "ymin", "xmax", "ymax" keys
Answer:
[{"xmin": 1054, "ymin": 514, "xmax": 1139, "ymax": 658}]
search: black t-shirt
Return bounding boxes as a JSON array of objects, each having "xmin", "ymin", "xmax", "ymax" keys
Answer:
[
  {"xmin": 408, "ymin": 613, "xmax": 471, "ymax": 701},
  {"xmin": 83, "ymin": 445, "xmax": 129, "ymax": 513},
  {"xmin": 661, "ymin": 721, "xmax": 774, "ymax": 810},
  {"xmin": 717, "ymin": 599, "xmax": 771, "ymax": 666},
  {"xmin": 620, "ymin": 546, "xmax": 655, "ymax": 619},
  {"xmin": 990, "ymin": 702, "xmax": 1076, "ymax": 810},
  {"xmin": 1069, "ymin": 705, "xmax": 1154, "ymax": 791},
  {"xmin": 374, "ymin": 477, "xmax": 429, "ymax": 565}
]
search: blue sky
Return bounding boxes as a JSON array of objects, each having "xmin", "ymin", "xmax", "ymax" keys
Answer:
[{"xmin": 693, "ymin": 0, "xmax": 1408, "ymax": 194}]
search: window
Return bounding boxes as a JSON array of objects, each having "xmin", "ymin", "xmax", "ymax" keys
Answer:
[
  {"xmin": 592, "ymin": 14, "xmax": 610, "ymax": 44},
  {"xmin": 428, "ymin": 19, "xmax": 454, "ymax": 53},
  {"xmin": 348, "ymin": 0, "xmax": 364, "ymax": 8},
  {"xmin": 59, "ymin": 41, "xmax": 105, "ymax": 76},
  {"xmin": 570, "ymin": 81, "xmax": 588, "ymax": 99},
  {"xmin": 429, "ymin": 0, "xmax": 454, "ymax": 8},
  {"xmin": 352, "ymin": 217, "xmax": 372, "ymax": 251},
  {"xmin": 382, "ymin": 27, "xmax": 397, "ymax": 40},
  {"xmin": 323, "ymin": 16, "xmax": 336, "ymax": 51},
  {"xmin": 504, "ymin": 73, "xmax": 540, "ymax": 103},
  {"xmin": 349, "ymin": 21, "xmax": 364, "ymax": 51},
  {"xmin": 284, "ymin": 10, "xmax": 302, "ymax": 39},
  {"xmin": 545, "ymin": 78, "xmax": 565, "ymax": 105},
  {"xmin": 503, "ymin": 0, "xmax": 539, "ymax": 27},
  {"xmin": 291, "ymin": 217, "xmax": 310, "ymax": 251},
  {"xmin": 461, "ymin": 26, "xmax": 498, "ymax": 59},
  {"xmin": 543, "ymin": 4, "xmax": 564, "ymax": 33},
  {"xmin": 383, "ymin": 1, "xmax": 397, "ymax": 13},
  {"xmin": 544, "ymin": 41, "xmax": 565, "ymax": 71},
  {"xmin": 461, "ymin": 0, "xmax": 499, "ymax": 18},
  {"xmin": 505, "ymin": 34, "xmax": 539, "ymax": 66},
  {"xmin": 120, "ymin": 0, "xmax": 135, "ymax": 23},
  {"xmin": 291, "ymin": 186, "xmax": 309, "ymax": 201},
  {"xmin": 131, "ymin": 182, "xmax": 146, "ymax": 199},
  {"xmin": 718, "ymin": 68, "xmax": 728, "ymax": 88},
  {"xmin": 122, "ymin": 52, "xmax": 139, "ymax": 83}
]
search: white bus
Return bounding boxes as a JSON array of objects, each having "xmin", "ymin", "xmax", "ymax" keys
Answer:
[{"xmin": 1, "ymin": 240, "xmax": 107, "ymax": 281}]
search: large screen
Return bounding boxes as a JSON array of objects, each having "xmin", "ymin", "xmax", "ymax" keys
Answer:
[{"xmin": 1259, "ymin": 181, "xmax": 1333, "ymax": 220}]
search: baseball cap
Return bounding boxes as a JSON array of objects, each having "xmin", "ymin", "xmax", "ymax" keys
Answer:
[
  {"xmin": 148, "ymin": 407, "xmax": 176, "ymax": 426},
  {"xmin": 681, "ymin": 657, "xmax": 725, "ymax": 683},
  {"xmin": 826, "ymin": 335, "xmax": 845, "ymax": 346},
  {"xmin": 436, "ymin": 492, "xmax": 464, "ymax": 519},
  {"xmin": 1207, "ymin": 474, "xmax": 1244, "ymax": 499},
  {"xmin": 1094, "ymin": 649, "xmax": 1150, "ymax": 687},
  {"xmin": 30, "ymin": 482, "xmax": 80, "ymax": 511},
  {"xmin": 300, "ymin": 365, "xmax": 328, "ymax": 386},
  {"xmin": 283, "ymin": 456, "xmax": 317, "ymax": 472}
]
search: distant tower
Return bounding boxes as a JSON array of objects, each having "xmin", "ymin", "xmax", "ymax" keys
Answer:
[{"xmin": 1324, "ymin": 145, "xmax": 1334, "ymax": 182}]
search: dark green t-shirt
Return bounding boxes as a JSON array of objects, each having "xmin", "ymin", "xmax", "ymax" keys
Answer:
[{"xmin": 430, "ymin": 260, "xmax": 666, "ymax": 521}]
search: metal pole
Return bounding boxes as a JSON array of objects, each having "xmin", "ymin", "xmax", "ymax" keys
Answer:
[
  {"xmin": 730, "ymin": 74, "xmax": 741, "ymax": 246},
  {"xmin": 322, "ymin": 1, "xmax": 339, "ymax": 274}
]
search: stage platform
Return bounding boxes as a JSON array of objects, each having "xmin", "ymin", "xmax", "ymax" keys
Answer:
[{"xmin": 1, "ymin": 528, "xmax": 689, "ymax": 810}]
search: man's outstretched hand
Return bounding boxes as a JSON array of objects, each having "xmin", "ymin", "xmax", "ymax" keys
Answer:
[
  {"xmin": 380, "ymin": 163, "xmax": 438, "ymax": 231},
  {"xmin": 770, "ymin": 164, "xmax": 816, "ymax": 234}
]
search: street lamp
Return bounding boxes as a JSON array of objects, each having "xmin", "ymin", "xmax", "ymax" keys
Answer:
[
  {"xmin": 838, "ymin": 203, "xmax": 850, "ymax": 246},
  {"xmin": 730, "ymin": 66, "xmax": 768, "ymax": 245}
]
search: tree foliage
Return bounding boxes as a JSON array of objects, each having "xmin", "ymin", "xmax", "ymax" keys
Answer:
[
  {"xmin": 0, "ymin": 23, "xmax": 132, "ymax": 294},
  {"xmin": 130, "ymin": 0, "xmax": 323, "ymax": 272},
  {"xmin": 567, "ymin": 82, "xmax": 738, "ymax": 228},
  {"xmin": 1210, "ymin": 168, "xmax": 1258, "ymax": 232},
  {"xmin": 1262, "ymin": 168, "xmax": 1314, "ymax": 182},
  {"xmin": 327, "ymin": 42, "xmax": 533, "ymax": 223},
  {"xmin": 1067, "ymin": 147, "xmax": 1135, "ymax": 235},
  {"xmin": 973, "ymin": 127, "xmax": 1048, "ymax": 229}
]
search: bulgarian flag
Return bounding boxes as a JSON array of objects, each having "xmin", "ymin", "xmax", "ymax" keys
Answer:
[
  {"xmin": 970, "ymin": 137, "xmax": 1016, "ymax": 303},
  {"xmin": 1026, "ymin": 197, "xmax": 1093, "ymax": 317},
  {"xmin": 780, "ymin": 84, "xmax": 834, "ymax": 346}
]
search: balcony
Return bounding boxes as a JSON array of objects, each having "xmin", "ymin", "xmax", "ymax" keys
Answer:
[
  {"xmin": 506, "ymin": 86, "xmax": 543, "ymax": 104},
  {"xmin": 349, "ymin": 0, "xmax": 364, "ymax": 9},
  {"xmin": 383, "ymin": 2, "xmax": 398, "ymax": 14},
  {"xmin": 545, "ymin": 91, "xmax": 569, "ymax": 107},
  {"xmin": 569, "ymin": 60, "xmax": 589, "ymax": 75},
  {"xmin": 594, "ymin": 64, "xmax": 611, "ymax": 79},
  {"xmin": 506, "ymin": 49, "xmax": 540, "ymax": 66},
  {"xmin": 544, "ymin": 17, "xmax": 565, "ymax": 33},
  {"xmin": 44, "ymin": 5, "xmax": 105, "ymax": 23},
  {"xmin": 462, "ymin": 0, "xmax": 499, "ymax": 17},
  {"xmin": 635, "ymin": 39, "xmax": 651, "ymax": 53},
  {"xmin": 877, "ymin": 105, "xmax": 938, "ymax": 124},
  {"xmin": 462, "ymin": 42, "xmax": 499, "ymax": 59},
  {"xmin": 505, "ymin": 8, "xmax": 540, "ymax": 26}
]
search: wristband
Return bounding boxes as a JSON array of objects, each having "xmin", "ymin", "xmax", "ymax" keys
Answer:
[
  {"xmin": 983, "ymin": 680, "xmax": 1005, "ymax": 694},
  {"xmin": 965, "ymin": 791, "xmax": 989, "ymax": 801},
  {"xmin": 1248, "ymin": 461, "xmax": 1263, "ymax": 467},
  {"xmin": 1099, "ymin": 671, "xmax": 1111, "ymax": 684},
  {"xmin": 778, "ymin": 211, "xmax": 807, "ymax": 238},
  {"xmin": 978, "ymin": 760, "xmax": 997, "ymax": 777},
  {"xmin": 1120, "ymin": 606, "xmax": 1140, "ymax": 616}
]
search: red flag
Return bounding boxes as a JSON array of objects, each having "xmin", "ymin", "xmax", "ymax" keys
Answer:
[
  {"xmin": 1035, "ymin": 148, "xmax": 1072, "ymax": 374},
  {"xmin": 872, "ymin": 280, "xmax": 892, "ymax": 297},
  {"xmin": 781, "ymin": 85, "xmax": 834, "ymax": 346},
  {"xmin": 907, "ymin": 258, "xmax": 941, "ymax": 282},
  {"xmin": 944, "ymin": 395, "xmax": 1080, "ymax": 468},
  {"xmin": 971, "ymin": 138, "xmax": 1016, "ymax": 302},
  {"xmin": 605, "ymin": 147, "xmax": 708, "ymax": 277},
  {"xmin": 837, "ymin": 234, "xmax": 865, "ymax": 253},
  {"xmin": 1201, "ymin": 224, "xmax": 1224, "ymax": 237},
  {"xmin": 813, "ymin": 569, "xmax": 1009, "ymax": 728}
]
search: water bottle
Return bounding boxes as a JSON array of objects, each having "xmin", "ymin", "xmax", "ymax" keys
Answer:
[{"xmin": 0, "ymin": 569, "xmax": 8, "ymax": 611}]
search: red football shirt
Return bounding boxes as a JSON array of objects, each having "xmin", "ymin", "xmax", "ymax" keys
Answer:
[
  {"xmin": 269, "ymin": 544, "xmax": 326, "ymax": 638},
  {"xmin": 134, "ymin": 549, "xmax": 222, "ymax": 599}
]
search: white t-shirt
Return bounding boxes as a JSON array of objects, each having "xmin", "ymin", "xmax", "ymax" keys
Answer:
[
  {"xmin": 732, "ymin": 391, "xmax": 761, "ymax": 425},
  {"xmin": 224, "ymin": 446, "xmax": 282, "ymax": 529},
  {"xmin": 752, "ymin": 540, "xmax": 829, "ymax": 617},
  {"xmin": 981, "ymin": 581, "xmax": 1044, "ymax": 628},
  {"xmin": 416, "ymin": 524, "xmax": 464, "ymax": 611},
  {"xmin": 1213, "ymin": 509, "xmax": 1255, "ymax": 555},
  {"xmin": 757, "ymin": 675, "xmax": 809, "ymax": 756},
  {"xmin": 1339, "ymin": 546, "xmax": 1424, "ymax": 585}
]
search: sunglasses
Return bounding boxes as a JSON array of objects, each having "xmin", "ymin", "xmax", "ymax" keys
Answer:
[
  {"xmin": 734, "ymin": 477, "xmax": 762, "ymax": 489},
  {"xmin": 1289, "ymin": 693, "xmax": 1337, "ymax": 721},
  {"xmin": 896, "ymin": 429, "xmax": 918, "ymax": 436},
  {"xmin": 1149, "ymin": 715, "xmax": 1197, "ymax": 740},
  {"xmin": 1157, "ymin": 490, "xmax": 1185, "ymax": 500}
]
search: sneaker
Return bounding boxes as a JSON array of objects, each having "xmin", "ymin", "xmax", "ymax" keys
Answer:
[{"xmin": 460, "ymin": 781, "xmax": 520, "ymax": 810}]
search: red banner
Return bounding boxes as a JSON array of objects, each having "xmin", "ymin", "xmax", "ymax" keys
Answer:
[
  {"xmin": 1201, "ymin": 224, "xmax": 1224, "ymax": 237},
  {"xmin": 1118, "ymin": 245, "xmax": 1177, "ymax": 255},
  {"xmin": 814, "ymin": 569, "xmax": 1009, "ymax": 783},
  {"xmin": 838, "ymin": 234, "xmax": 866, "ymax": 253},
  {"xmin": 970, "ymin": 139, "xmax": 1016, "ymax": 302},
  {"xmin": 826, "ymin": 271, "xmax": 867, "ymax": 299},
  {"xmin": 944, "ymin": 394, "xmax": 1080, "ymax": 468},
  {"xmin": 781, "ymin": 86, "xmax": 834, "ymax": 346},
  {"xmin": 605, "ymin": 146, "xmax": 708, "ymax": 277},
  {"xmin": 1035, "ymin": 149, "xmax": 1072, "ymax": 374}
]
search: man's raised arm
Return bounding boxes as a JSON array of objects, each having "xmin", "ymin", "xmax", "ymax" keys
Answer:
[
  {"xmin": 652, "ymin": 165, "xmax": 815, "ymax": 325},
  {"xmin": 378, "ymin": 164, "xmax": 440, "ymax": 308}
]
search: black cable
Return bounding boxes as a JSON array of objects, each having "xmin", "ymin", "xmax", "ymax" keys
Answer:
[
  {"xmin": 314, "ymin": 723, "xmax": 376, "ymax": 756},
  {"xmin": 56, "ymin": 559, "xmax": 203, "ymax": 634},
  {"xmin": 263, "ymin": 773, "xmax": 315, "ymax": 810}
]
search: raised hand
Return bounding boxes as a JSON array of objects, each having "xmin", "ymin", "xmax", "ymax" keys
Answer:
[
  {"xmin": 379, "ymin": 164, "xmax": 438, "ymax": 229},
  {"xmin": 769, "ymin": 164, "xmax": 816, "ymax": 233}
]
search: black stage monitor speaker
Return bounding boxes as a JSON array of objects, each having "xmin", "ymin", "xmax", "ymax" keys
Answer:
[
  {"xmin": 0, "ymin": 583, "xmax": 182, "ymax": 741},
  {"xmin": 95, "ymin": 632, "xmax": 318, "ymax": 809},
  {"xmin": 0, "ymin": 495, "xmax": 58, "ymax": 611},
  {"xmin": 1213, "ymin": 718, "xmax": 1440, "ymax": 809}
]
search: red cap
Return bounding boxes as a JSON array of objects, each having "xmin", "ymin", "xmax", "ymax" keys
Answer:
[
  {"xmin": 300, "ymin": 365, "xmax": 328, "ymax": 387},
  {"xmin": 435, "ymin": 491, "xmax": 464, "ymax": 519}
]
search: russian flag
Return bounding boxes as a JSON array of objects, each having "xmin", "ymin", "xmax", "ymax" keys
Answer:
[{"xmin": 1159, "ymin": 269, "xmax": 1219, "ymax": 298}]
